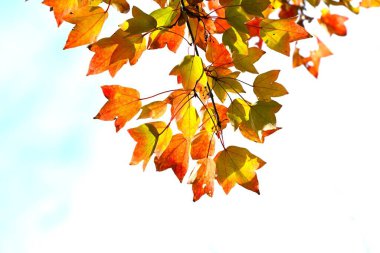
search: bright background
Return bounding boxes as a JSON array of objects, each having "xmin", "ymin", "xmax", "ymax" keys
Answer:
[{"xmin": 1, "ymin": 1, "xmax": 380, "ymax": 253}]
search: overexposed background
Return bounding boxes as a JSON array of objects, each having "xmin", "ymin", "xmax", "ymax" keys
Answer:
[{"xmin": 1, "ymin": 1, "xmax": 380, "ymax": 253}]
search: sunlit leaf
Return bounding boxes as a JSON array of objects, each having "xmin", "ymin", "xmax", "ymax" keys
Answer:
[
  {"xmin": 246, "ymin": 17, "xmax": 311, "ymax": 55},
  {"xmin": 214, "ymin": 146, "xmax": 265, "ymax": 194},
  {"xmin": 253, "ymin": 70, "xmax": 288, "ymax": 100},
  {"xmin": 191, "ymin": 130, "xmax": 215, "ymax": 159},
  {"xmin": 94, "ymin": 85, "xmax": 141, "ymax": 132},
  {"xmin": 128, "ymin": 121, "xmax": 172, "ymax": 169},
  {"xmin": 154, "ymin": 134, "xmax": 190, "ymax": 182},
  {"xmin": 188, "ymin": 158, "xmax": 216, "ymax": 201},
  {"xmin": 63, "ymin": 6, "xmax": 108, "ymax": 49},
  {"xmin": 138, "ymin": 101, "xmax": 168, "ymax": 119}
]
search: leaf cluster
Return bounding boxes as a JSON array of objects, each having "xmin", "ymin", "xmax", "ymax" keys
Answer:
[{"xmin": 42, "ymin": 0, "xmax": 378, "ymax": 201}]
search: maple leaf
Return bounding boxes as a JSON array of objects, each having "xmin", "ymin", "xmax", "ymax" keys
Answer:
[
  {"xmin": 148, "ymin": 7, "xmax": 184, "ymax": 52},
  {"xmin": 87, "ymin": 30, "xmax": 146, "ymax": 76},
  {"xmin": 138, "ymin": 101, "xmax": 168, "ymax": 119},
  {"xmin": 246, "ymin": 17, "xmax": 311, "ymax": 56},
  {"xmin": 170, "ymin": 56, "xmax": 207, "ymax": 90},
  {"xmin": 214, "ymin": 146, "xmax": 265, "ymax": 194},
  {"xmin": 188, "ymin": 158, "xmax": 216, "ymax": 201},
  {"xmin": 206, "ymin": 38, "xmax": 233, "ymax": 68},
  {"xmin": 253, "ymin": 70, "xmax": 288, "ymax": 100},
  {"xmin": 63, "ymin": 6, "xmax": 108, "ymax": 49},
  {"xmin": 167, "ymin": 90, "xmax": 200, "ymax": 138},
  {"xmin": 293, "ymin": 38, "xmax": 332, "ymax": 77},
  {"xmin": 43, "ymin": 0, "xmax": 90, "ymax": 26},
  {"xmin": 239, "ymin": 100, "xmax": 282, "ymax": 143},
  {"xmin": 227, "ymin": 98, "xmax": 250, "ymax": 130},
  {"xmin": 128, "ymin": 121, "xmax": 172, "ymax": 169},
  {"xmin": 191, "ymin": 130, "xmax": 215, "ymax": 160},
  {"xmin": 318, "ymin": 9, "xmax": 348, "ymax": 36},
  {"xmin": 94, "ymin": 85, "xmax": 142, "ymax": 132},
  {"xmin": 210, "ymin": 71, "xmax": 245, "ymax": 103},
  {"xmin": 154, "ymin": 134, "xmax": 190, "ymax": 182},
  {"xmin": 232, "ymin": 47, "xmax": 265, "ymax": 73},
  {"xmin": 120, "ymin": 6, "xmax": 157, "ymax": 35},
  {"xmin": 222, "ymin": 27, "xmax": 249, "ymax": 55}
]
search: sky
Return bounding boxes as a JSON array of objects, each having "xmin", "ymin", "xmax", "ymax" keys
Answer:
[{"xmin": 1, "ymin": 1, "xmax": 380, "ymax": 253}]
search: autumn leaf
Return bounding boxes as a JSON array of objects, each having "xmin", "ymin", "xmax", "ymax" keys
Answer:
[
  {"xmin": 214, "ymin": 146, "xmax": 265, "ymax": 194},
  {"xmin": 210, "ymin": 71, "xmax": 245, "ymax": 103},
  {"xmin": 120, "ymin": 6, "xmax": 157, "ymax": 35},
  {"xmin": 238, "ymin": 100, "xmax": 282, "ymax": 143},
  {"xmin": 63, "ymin": 6, "xmax": 108, "ymax": 49},
  {"xmin": 206, "ymin": 38, "xmax": 233, "ymax": 68},
  {"xmin": 106, "ymin": 0, "xmax": 130, "ymax": 13},
  {"xmin": 246, "ymin": 17, "xmax": 311, "ymax": 55},
  {"xmin": 191, "ymin": 130, "xmax": 215, "ymax": 160},
  {"xmin": 293, "ymin": 38, "xmax": 332, "ymax": 77},
  {"xmin": 165, "ymin": 90, "xmax": 200, "ymax": 138},
  {"xmin": 232, "ymin": 47, "xmax": 265, "ymax": 73},
  {"xmin": 87, "ymin": 30, "xmax": 146, "ymax": 76},
  {"xmin": 138, "ymin": 101, "xmax": 168, "ymax": 119},
  {"xmin": 170, "ymin": 56, "xmax": 207, "ymax": 90},
  {"xmin": 188, "ymin": 158, "xmax": 216, "ymax": 201},
  {"xmin": 201, "ymin": 103, "xmax": 229, "ymax": 133},
  {"xmin": 253, "ymin": 70, "xmax": 288, "ymax": 100},
  {"xmin": 318, "ymin": 9, "xmax": 348, "ymax": 36},
  {"xmin": 154, "ymin": 134, "xmax": 190, "ymax": 182},
  {"xmin": 43, "ymin": 0, "xmax": 90, "ymax": 26},
  {"xmin": 222, "ymin": 27, "xmax": 249, "ymax": 55},
  {"xmin": 128, "ymin": 121, "xmax": 172, "ymax": 169},
  {"xmin": 227, "ymin": 98, "xmax": 250, "ymax": 130},
  {"xmin": 94, "ymin": 85, "xmax": 142, "ymax": 132}
]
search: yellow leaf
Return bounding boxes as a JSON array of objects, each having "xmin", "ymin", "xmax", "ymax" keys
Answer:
[{"xmin": 214, "ymin": 146, "xmax": 265, "ymax": 194}]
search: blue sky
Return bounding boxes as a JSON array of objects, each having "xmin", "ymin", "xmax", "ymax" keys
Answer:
[{"xmin": 1, "ymin": 1, "xmax": 380, "ymax": 253}]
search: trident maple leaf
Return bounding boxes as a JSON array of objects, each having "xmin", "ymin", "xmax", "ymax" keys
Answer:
[
  {"xmin": 214, "ymin": 146, "xmax": 265, "ymax": 194},
  {"xmin": 94, "ymin": 85, "xmax": 142, "ymax": 132},
  {"xmin": 246, "ymin": 17, "xmax": 311, "ymax": 56},
  {"xmin": 63, "ymin": 6, "xmax": 108, "ymax": 49}
]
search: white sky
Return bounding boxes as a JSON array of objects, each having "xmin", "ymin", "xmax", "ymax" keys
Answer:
[{"xmin": 1, "ymin": 2, "xmax": 380, "ymax": 253}]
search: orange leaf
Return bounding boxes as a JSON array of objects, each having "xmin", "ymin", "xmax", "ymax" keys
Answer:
[
  {"xmin": 87, "ymin": 30, "xmax": 146, "ymax": 76},
  {"xmin": 154, "ymin": 134, "xmax": 190, "ymax": 182},
  {"xmin": 63, "ymin": 6, "xmax": 108, "ymax": 49},
  {"xmin": 318, "ymin": 9, "xmax": 348, "ymax": 36},
  {"xmin": 128, "ymin": 122, "xmax": 172, "ymax": 169},
  {"xmin": 148, "ymin": 24, "xmax": 185, "ymax": 53},
  {"xmin": 293, "ymin": 38, "xmax": 332, "ymax": 77},
  {"xmin": 94, "ymin": 85, "xmax": 142, "ymax": 132},
  {"xmin": 214, "ymin": 146, "xmax": 265, "ymax": 194},
  {"xmin": 206, "ymin": 38, "xmax": 233, "ymax": 68},
  {"xmin": 43, "ymin": 0, "xmax": 90, "ymax": 26},
  {"xmin": 188, "ymin": 158, "xmax": 216, "ymax": 201},
  {"xmin": 138, "ymin": 101, "xmax": 168, "ymax": 119},
  {"xmin": 246, "ymin": 17, "xmax": 311, "ymax": 55},
  {"xmin": 191, "ymin": 130, "xmax": 215, "ymax": 159}
]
